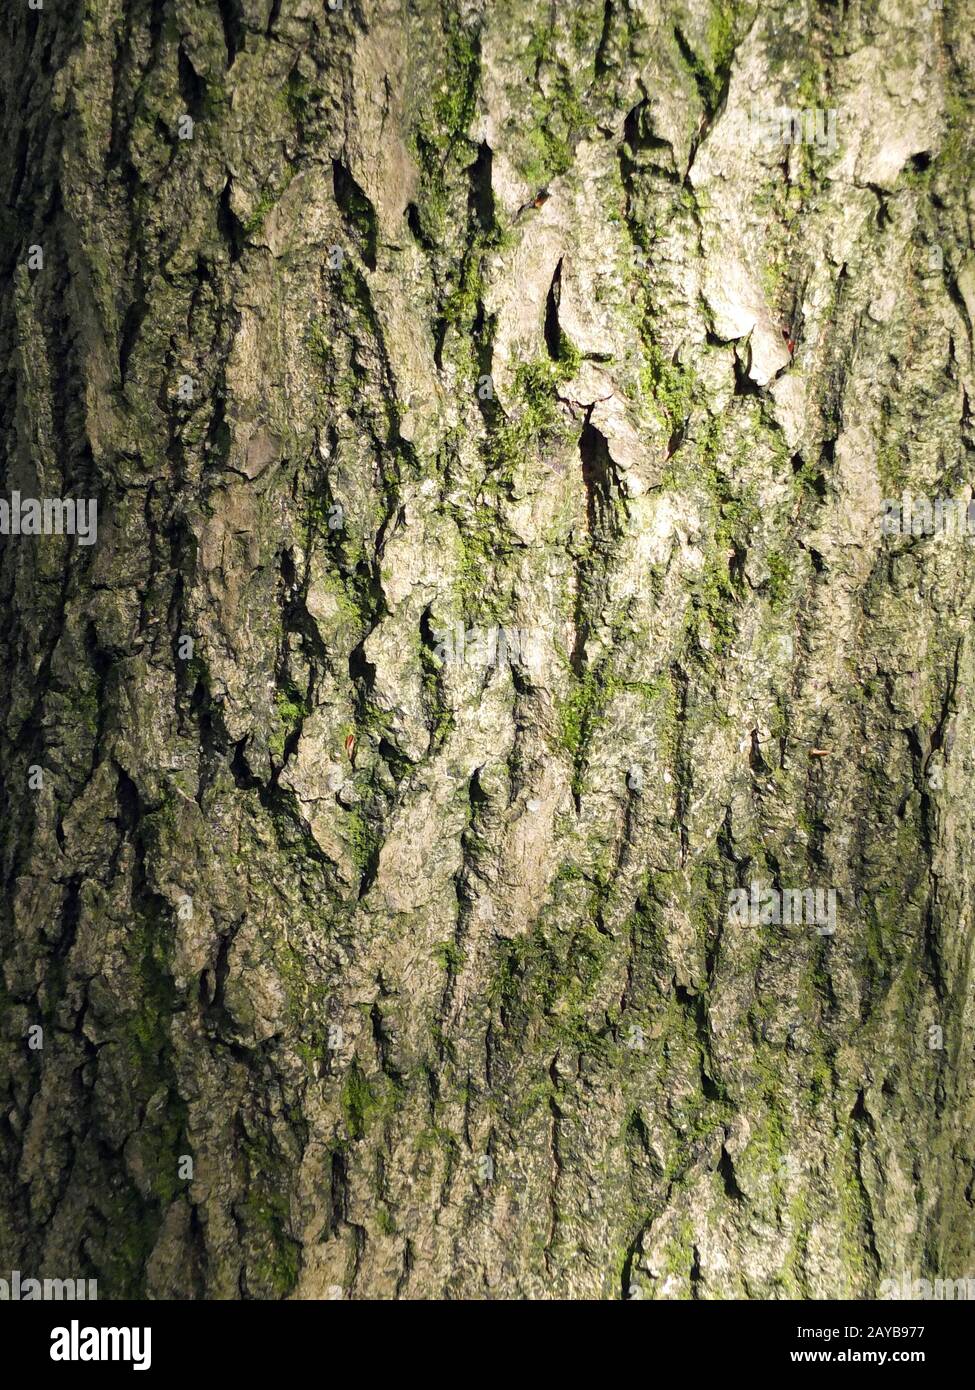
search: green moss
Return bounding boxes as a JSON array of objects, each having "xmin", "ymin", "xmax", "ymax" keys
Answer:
[
  {"xmin": 432, "ymin": 24, "xmax": 480, "ymax": 136},
  {"xmin": 555, "ymin": 329, "xmax": 582, "ymax": 378},
  {"xmin": 456, "ymin": 525, "xmax": 498, "ymax": 605},
  {"xmin": 69, "ymin": 681, "xmax": 100, "ymax": 738},
  {"xmin": 559, "ymin": 667, "xmax": 607, "ymax": 762},
  {"xmin": 333, "ymin": 164, "xmax": 378, "ymax": 265},
  {"xmin": 343, "ymin": 805, "xmax": 377, "ymax": 876},
  {"xmin": 269, "ymin": 687, "xmax": 308, "ymax": 759},
  {"xmin": 836, "ymin": 1131, "xmax": 875, "ymax": 1293},
  {"xmin": 89, "ymin": 890, "xmax": 191, "ymax": 1294},
  {"xmin": 664, "ymin": 424, "xmax": 772, "ymax": 651},
  {"xmin": 340, "ymin": 1060, "xmax": 404, "ymax": 1142},
  {"xmin": 744, "ymin": 1086, "xmax": 791, "ymax": 1183},
  {"xmin": 306, "ymin": 316, "xmax": 330, "ymax": 368},
  {"xmin": 97, "ymin": 1187, "xmax": 163, "ymax": 1299},
  {"xmin": 375, "ymin": 1205, "xmax": 396, "ymax": 1235},
  {"xmin": 781, "ymin": 1187, "xmax": 813, "ymax": 1295},
  {"xmin": 488, "ymin": 917, "xmax": 614, "ymax": 1055},
  {"xmin": 520, "ymin": 89, "xmax": 584, "ymax": 186},
  {"xmin": 276, "ymin": 694, "xmax": 305, "ymax": 725},
  {"xmin": 694, "ymin": 547, "xmax": 738, "ymax": 652},
  {"xmin": 242, "ymin": 185, "xmax": 278, "ymax": 236},
  {"xmin": 408, "ymin": 17, "xmax": 480, "ymax": 245},
  {"xmin": 434, "ymin": 940, "xmax": 465, "ymax": 971},
  {"xmin": 514, "ymin": 13, "xmax": 593, "ymax": 189},
  {"xmin": 639, "ymin": 341, "xmax": 695, "ymax": 434},
  {"xmin": 239, "ymin": 1134, "xmax": 301, "ymax": 1298},
  {"xmin": 341, "ymin": 1063, "xmax": 381, "ymax": 1140},
  {"xmin": 283, "ymin": 70, "xmax": 312, "ymax": 125},
  {"xmin": 485, "ymin": 354, "xmax": 575, "ymax": 482},
  {"xmin": 662, "ymin": 1216, "xmax": 696, "ymax": 1286},
  {"xmin": 416, "ymin": 1125, "xmax": 460, "ymax": 1155},
  {"xmin": 674, "ymin": 2, "xmax": 738, "ymax": 116},
  {"xmin": 441, "ymin": 251, "xmax": 485, "ymax": 333},
  {"xmin": 706, "ymin": 3, "xmax": 737, "ymax": 81},
  {"xmin": 765, "ymin": 550, "xmax": 793, "ymax": 612}
]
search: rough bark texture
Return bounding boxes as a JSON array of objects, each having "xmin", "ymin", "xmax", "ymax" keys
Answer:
[{"xmin": 2, "ymin": 0, "xmax": 974, "ymax": 1300}]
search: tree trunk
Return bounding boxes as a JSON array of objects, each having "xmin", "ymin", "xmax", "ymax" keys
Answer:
[{"xmin": 2, "ymin": 0, "xmax": 974, "ymax": 1300}]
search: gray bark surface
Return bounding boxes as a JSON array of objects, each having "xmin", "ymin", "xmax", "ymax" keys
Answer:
[{"xmin": 1, "ymin": 0, "xmax": 974, "ymax": 1298}]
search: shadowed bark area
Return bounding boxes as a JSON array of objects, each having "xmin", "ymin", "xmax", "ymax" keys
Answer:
[{"xmin": 1, "ymin": 0, "xmax": 974, "ymax": 1299}]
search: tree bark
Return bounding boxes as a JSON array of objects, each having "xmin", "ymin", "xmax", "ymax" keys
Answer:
[{"xmin": 2, "ymin": 0, "xmax": 974, "ymax": 1299}]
